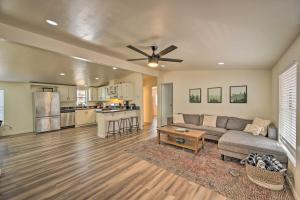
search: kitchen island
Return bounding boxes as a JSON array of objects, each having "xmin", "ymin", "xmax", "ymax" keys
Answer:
[{"xmin": 96, "ymin": 109, "xmax": 140, "ymax": 138}]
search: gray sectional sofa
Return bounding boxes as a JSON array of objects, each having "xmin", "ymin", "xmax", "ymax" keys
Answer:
[{"xmin": 167, "ymin": 114, "xmax": 287, "ymax": 164}]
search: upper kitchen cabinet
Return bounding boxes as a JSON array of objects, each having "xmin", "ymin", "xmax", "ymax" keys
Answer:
[
  {"xmin": 57, "ymin": 86, "xmax": 76, "ymax": 102},
  {"xmin": 119, "ymin": 83, "xmax": 133, "ymax": 100},
  {"xmin": 98, "ymin": 87, "xmax": 106, "ymax": 101},
  {"xmin": 88, "ymin": 87, "xmax": 98, "ymax": 101},
  {"xmin": 95, "ymin": 83, "xmax": 133, "ymax": 101}
]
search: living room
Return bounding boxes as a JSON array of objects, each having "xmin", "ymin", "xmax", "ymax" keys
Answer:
[{"xmin": 0, "ymin": 1, "xmax": 299, "ymax": 200}]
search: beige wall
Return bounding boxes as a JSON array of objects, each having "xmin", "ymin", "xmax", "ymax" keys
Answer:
[
  {"xmin": 0, "ymin": 82, "xmax": 33, "ymax": 136},
  {"xmin": 160, "ymin": 69, "xmax": 272, "ymax": 120},
  {"xmin": 271, "ymin": 35, "xmax": 300, "ymax": 200},
  {"xmin": 143, "ymin": 76, "xmax": 157, "ymax": 123}
]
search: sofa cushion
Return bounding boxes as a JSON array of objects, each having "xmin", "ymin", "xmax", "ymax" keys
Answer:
[
  {"xmin": 172, "ymin": 123, "xmax": 226, "ymax": 138},
  {"xmin": 218, "ymin": 130, "xmax": 287, "ymax": 163},
  {"xmin": 173, "ymin": 114, "xmax": 184, "ymax": 124},
  {"xmin": 199, "ymin": 114, "xmax": 204, "ymax": 125},
  {"xmin": 183, "ymin": 114, "xmax": 200, "ymax": 125},
  {"xmin": 203, "ymin": 115, "xmax": 217, "ymax": 127},
  {"xmin": 196, "ymin": 126, "xmax": 227, "ymax": 137},
  {"xmin": 226, "ymin": 117, "xmax": 252, "ymax": 131},
  {"xmin": 268, "ymin": 124, "xmax": 278, "ymax": 140},
  {"xmin": 216, "ymin": 116, "xmax": 228, "ymax": 128}
]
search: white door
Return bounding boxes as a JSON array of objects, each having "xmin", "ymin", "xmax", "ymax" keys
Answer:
[{"xmin": 161, "ymin": 83, "xmax": 173, "ymax": 126}]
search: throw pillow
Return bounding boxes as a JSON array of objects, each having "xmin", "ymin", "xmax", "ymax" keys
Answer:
[
  {"xmin": 173, "ymin": 114, "xmax": 184, "ymax": 124},
  {"xmin": 244, "ymin": 124, "xmax": 263, "ymax": 136},
  {"xmin": 252, "ymin": 118, "xmax": 271, "ymax": 136},
  {"xmin": 202, "ymin": 115, "xmax": 217, "ymax": 127}
]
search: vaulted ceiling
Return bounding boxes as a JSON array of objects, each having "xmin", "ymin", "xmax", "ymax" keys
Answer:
[{"xmin": 0, "ymin": 0, "xmax": 299, "ymax": 71}]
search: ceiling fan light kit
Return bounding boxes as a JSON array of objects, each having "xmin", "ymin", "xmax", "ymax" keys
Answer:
[{"xmin": 126, "ymin": 45, "xmax": 183, "ymax": 68}]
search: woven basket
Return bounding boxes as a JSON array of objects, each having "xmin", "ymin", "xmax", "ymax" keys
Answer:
[{"xmin": 246, "ymin": 164, "xmax": 285, "ymax": 190}]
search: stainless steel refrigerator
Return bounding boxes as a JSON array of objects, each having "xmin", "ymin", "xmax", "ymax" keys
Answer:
[{"xmin": 33, "ymin": 92, "xmax": 61, "ymax": 133}]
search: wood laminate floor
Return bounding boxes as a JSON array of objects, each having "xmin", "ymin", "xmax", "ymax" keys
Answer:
[{"xmin": 0, "ymin": 122, "xmax": 226, "ymax": 200}]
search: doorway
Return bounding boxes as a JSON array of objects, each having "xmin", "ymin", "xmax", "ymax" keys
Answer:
[
  {"xmin": 161, "ymin": 83, "xmax": 173, "ymax": 126},
  {"xmin": 143, "ymin": 76, "xmax": 157, "ymax": 126}
]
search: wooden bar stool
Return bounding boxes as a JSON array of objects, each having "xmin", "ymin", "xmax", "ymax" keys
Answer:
[
  {"xmin": 106, "ymin": 120, "xmax": 120, "ymax": 138},
  {"xmin": 119, "ymin": 118, "xmax": 132, "ymax": 134},
  {"xmin": 130, "ymin": 116, "xmax": 140, "ymax": 132}
]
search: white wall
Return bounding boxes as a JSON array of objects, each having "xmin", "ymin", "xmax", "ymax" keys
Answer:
[
  {"xmin": 160, "ymin": 69, "xmax": 272, "ymax": 120},
  {"xmin": 0, "ymin": 82, "xmax": 33, "ymax": 136},
  {"xmin": 271, "ymin": 35, "xmax": 300, "ymax": 200}
]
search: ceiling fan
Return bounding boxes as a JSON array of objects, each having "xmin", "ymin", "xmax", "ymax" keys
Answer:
[{"xmin": 126, "ymin": 45, "xmax": 183, "ymax": 68}]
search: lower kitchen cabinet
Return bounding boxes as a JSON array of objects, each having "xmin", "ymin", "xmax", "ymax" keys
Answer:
[{"xmin": 75, "ymin": 109, "xmax": 96, "ymax": 127}]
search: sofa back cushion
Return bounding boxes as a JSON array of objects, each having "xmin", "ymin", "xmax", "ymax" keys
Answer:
[
  {"xmin": 183, "ymin": 114, "xmax": 200, "ymax": 125},
  {"xmin": 216, "ymin": 116, "xmax": 228, "ymax": 128},
  {"xmin": 226, "ymin": 117, "xmax": 252, "ymax": 131}
]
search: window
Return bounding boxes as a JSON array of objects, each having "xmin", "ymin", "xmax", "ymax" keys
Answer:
[
  {"xmin": 77, "ymin": 89, "xmax": 87, "ymax": 106},
  {"xmin": 0, "ymin": 90, "xmax": 4, "ymax": 123},
  {"xmin": 279, "ymin": 63, "xmax": 297, "ymax": 165}
]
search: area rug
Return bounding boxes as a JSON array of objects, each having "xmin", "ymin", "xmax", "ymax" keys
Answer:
[{"xmin": 126, "ymin": 138, "xmax": 294, "ymax": 200}]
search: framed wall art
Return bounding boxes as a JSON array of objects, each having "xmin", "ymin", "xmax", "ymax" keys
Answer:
[{"xmin": 230, "ymin": 85, "xmax": 247, "ymax": 103}]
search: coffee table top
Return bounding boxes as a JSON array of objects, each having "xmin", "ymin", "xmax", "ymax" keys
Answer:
[{"xmin": 157, "ymin": 126, "xmax": 206, "ymax": 139}]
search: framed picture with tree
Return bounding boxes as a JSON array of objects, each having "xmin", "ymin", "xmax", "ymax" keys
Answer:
[
  {"xmin": 189, "ymin": 88, "xmax": 201, "ymax": 103},
  {"xmin": 230, "ymin": 85, "xmax": 247, "ymax": 103},
  {"xmin": 207, "ymin": 87, "xmax": 222, "ymax": 103}
]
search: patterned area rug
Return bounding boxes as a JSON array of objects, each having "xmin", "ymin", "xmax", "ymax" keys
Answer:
[{"xmin": 126, "ymin": 138, "xmax": 294, "ymax": 200}]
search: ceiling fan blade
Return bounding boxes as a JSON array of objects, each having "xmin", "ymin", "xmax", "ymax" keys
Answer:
[
  {"xmin": 127, "ymin": 58, "xmax": 148, "ymax": 61},
  {"xmin": 127, "ymin": 45, "xmax": 150, "ymax": 57},
  {"xmin": 159, "ymin": 58, "xmax": 183, "ymax": 62},
  {"xmin": 158, "ymin": 45, "xmax": 178, "ymax": 57}
]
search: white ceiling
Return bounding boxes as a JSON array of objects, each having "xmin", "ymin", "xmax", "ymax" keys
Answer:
[
  {"xmin": 0, "ymin": 0, "xmax": 299, "ymax": 71},
  {"xmin": 0, "ymin": 41, "xmax": 133, "ymax": 86}
]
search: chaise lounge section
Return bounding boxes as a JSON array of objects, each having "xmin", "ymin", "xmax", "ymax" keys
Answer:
[{"xmin": 167, "ymin": 114, "xmax": 287, "ymax": 164}]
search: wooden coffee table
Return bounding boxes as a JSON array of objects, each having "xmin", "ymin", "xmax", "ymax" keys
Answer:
[{"xmin": 157, "ymin": 126, "xmax": 206, "ymax": 154}]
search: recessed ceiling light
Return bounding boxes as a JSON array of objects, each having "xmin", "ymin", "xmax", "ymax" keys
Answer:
[
  {"xmin": 95, "ymin": 77, "xmax": 99, "ymax": 80},
  {"xmin": 218, "ymin": 62, "xmax": 225, "ymax": 65},
  {"xmin": 160, "ymin": 65, "xmax": 165, "ymax": 68},
  {"xmin": 113, "ymin": 67, "xmax": 118, "ymax": 70},
  {"xmin": 46, "ymin": 19, "xmax": 58, "ymax": 26},
  {"xmin": 59, "ymin": 73, "xmax": 65, "ymax": 76}
]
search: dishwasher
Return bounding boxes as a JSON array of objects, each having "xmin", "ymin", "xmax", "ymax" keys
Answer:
[{"xmin": 60, "ymin": 109, "xmax": 75, "ymax": 128}]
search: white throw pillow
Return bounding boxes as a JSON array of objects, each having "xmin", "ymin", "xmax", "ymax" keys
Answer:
[
  {"xmin": 252, "ymin": 118, "xmax": 271, "ymax": 136},
  {"xmin": 173, "ymin": 114, "xmax": 184, "ymax": 124},
  {"xmin": 244, "ymin": 124, "xmax": 263, "ymax": 136},
  {"xmin": 202, "ymin": 115, "xmax": 217, "ymax": 127}
]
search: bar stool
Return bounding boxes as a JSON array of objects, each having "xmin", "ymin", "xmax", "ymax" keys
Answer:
[
  {"xmin": 130, "ymin": 116, "xmax": 140, "ymax": 132},
  {"xmin": 106, "ymin": 120, "xmax": 120, "ymax": 138},
  {"xmin": 119, "ymin": 118, "xmax": 132, "ymax": 134}
]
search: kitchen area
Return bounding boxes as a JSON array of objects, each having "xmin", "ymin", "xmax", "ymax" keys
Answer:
[{"xmin": 32, "ymin": 80, "xmax": 141, "ymax": 138}]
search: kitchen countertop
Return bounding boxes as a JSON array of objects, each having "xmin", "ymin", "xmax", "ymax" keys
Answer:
[{"xmin": 96, "ymin": 109, "xmax": 139, "ymax": 113}]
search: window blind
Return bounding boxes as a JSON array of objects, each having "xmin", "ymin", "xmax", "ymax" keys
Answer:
[
  {"xmin": 0, "ymin": 90, "xmax": 3, "ymax": 122},
  {"xmin": 279, "ymin": 63, "xmax": 297, "ymax": 160}
]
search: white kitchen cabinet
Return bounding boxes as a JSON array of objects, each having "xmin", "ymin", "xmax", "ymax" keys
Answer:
[
  {"xmin": 75, "ymin": 109, "xmax": 96, "ymax": 127},
  {"xmin": 57, "ymin": 86, "xmax": 76, "ymax": 102},
  {"xmin": 120, "ymin": 83, "xmax": 133, "ymax": 100},
  {"xmin": 98, "ymin": 87, "xmax": 106, "ymax": 101},
  {"xmin": 88, "ymin": 87, "xmax": 98, "ymax": 101},
  {"xmin": 68, "ymin": 86, "xmax": 77, "ymax": 101}
]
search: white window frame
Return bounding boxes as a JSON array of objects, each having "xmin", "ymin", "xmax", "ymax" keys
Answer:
[
  {"xmin": 76, "ymin": 89, "xmax": 87, "ymax": 106},
  {"xmin": 278, "ymin": 62, "xmax": 297, "ymax": 166},
  {"xmin": 0, "ymin": 89, "xmax": 4, "ymax": 124}
]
